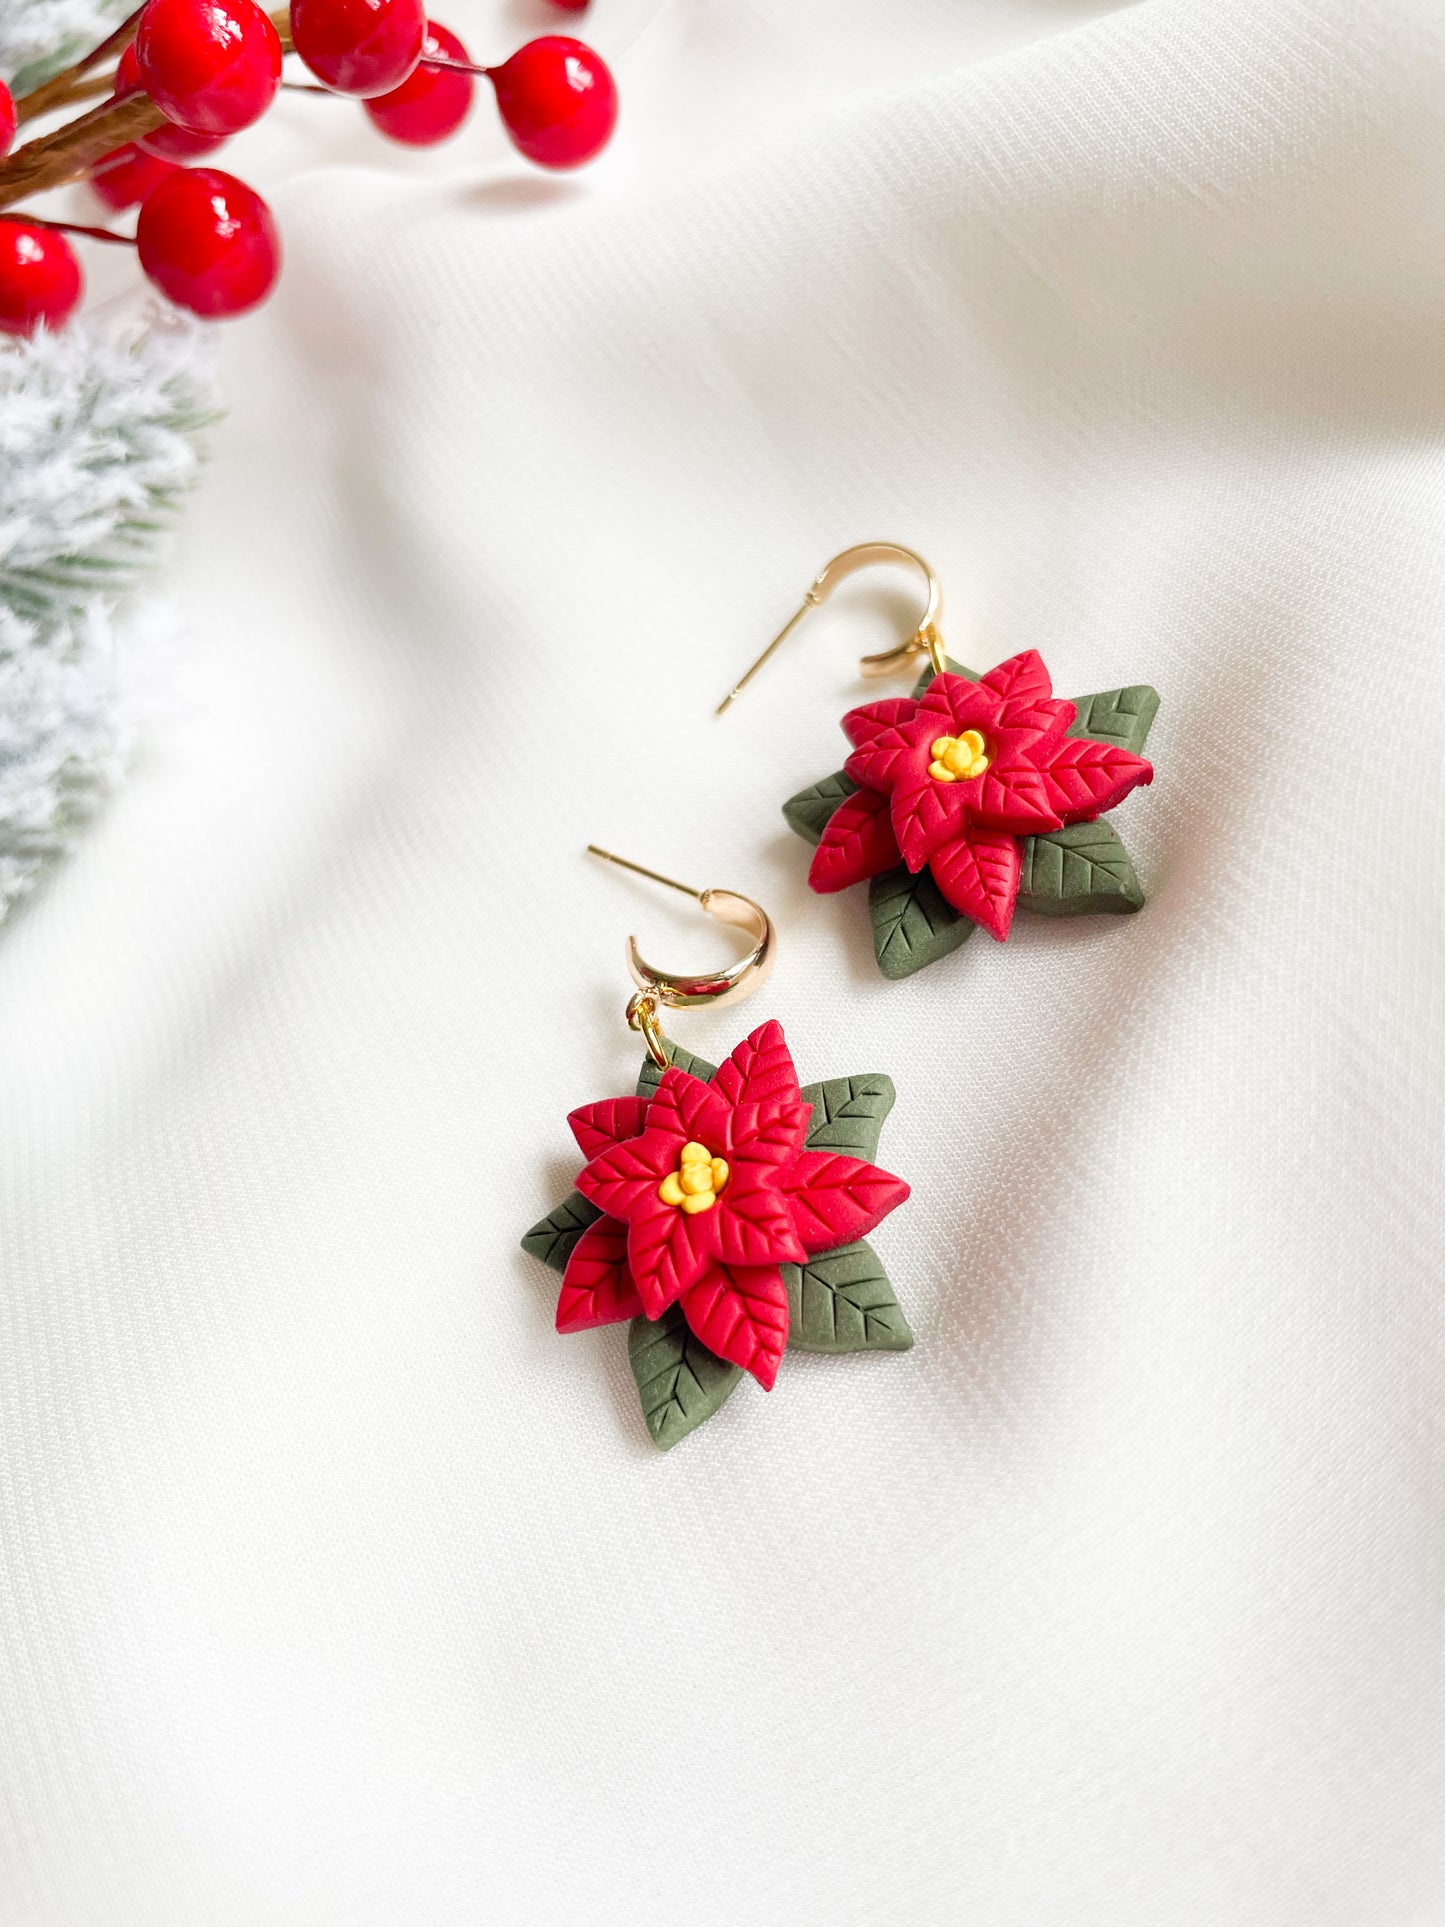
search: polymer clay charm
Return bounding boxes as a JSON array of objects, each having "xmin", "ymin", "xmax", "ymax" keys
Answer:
[
  {"xmin": 718, "ymin": 544, "xmax": 1160, "ymax": 980},
  {"xmin": 522, "ymin": 855, "xmax": 913, "ymax": 1449}
]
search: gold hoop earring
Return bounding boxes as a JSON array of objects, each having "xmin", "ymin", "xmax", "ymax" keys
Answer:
[
  {"xmin": 585, "ymin": 846, "xmax": 776, "ymax": 1069},
  {"xmin": 714, "ymin": 540, "xmax": 1161, "ymax": 979},
  {"xmin": 518, "ymin": 845, "xmax": 915, "ymax": 1451},
  {"xmin": 715, "ymin": 541, "xmax": 946, "ymax": 715}
]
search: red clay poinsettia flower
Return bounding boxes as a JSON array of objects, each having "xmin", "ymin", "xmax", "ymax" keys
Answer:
[
  {"xmin": 555, "ymin": 1021, "xmax": 909, "ymax": 1391},
  {"xmin": 808, "ymin": 650, "xmax": 1153, "ymax": 941}
]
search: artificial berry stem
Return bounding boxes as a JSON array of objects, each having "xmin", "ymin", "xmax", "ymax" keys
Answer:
[
  {"xmin": 418, "ymin": 54, "xmax": 493, "ymax": 79},
  {"xmin": 14, "ymin": 214, "xmax": 136, "ymax": 247},
  {"xmin": 0, "ymin": 93, "xmax": 166, "ymax": 209},
  {"xmin": 15, "ymin": 7, "xmax": 145, "ymax": 124},
  {"xmin": 0, "ymin": 15, "xmax": 297, "ymax": 209}
]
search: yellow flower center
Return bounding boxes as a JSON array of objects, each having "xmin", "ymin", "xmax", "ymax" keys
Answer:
[
  {"xmin": 928, "ymin": 730, "xmax": 990, "ymax": 783},
  {"xmin": 658, "ymin": 1140, "xmax": 731, "ymax": 1215}
]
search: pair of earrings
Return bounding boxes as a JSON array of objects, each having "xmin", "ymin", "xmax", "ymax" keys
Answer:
[{"xmin": 523, "ymin": 544, "xmax": 1160, "ymax": 1449}]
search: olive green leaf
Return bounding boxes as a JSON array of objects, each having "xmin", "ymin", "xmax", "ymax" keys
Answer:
[
  {"xmin": 799, "ymin": 1073, "xmax": 897, "ymax": 1161},
  {"xmin": 635, "ymin": 1043, "xmax": 719, "ymax": 1100},
  {"xmin": 782, "ymin": 771, "xmax": 859, "ymax": 846},
  {"xmin": 783, "ymin": 1240, "xmax": 914, "ymax": 1353},
  {"xmin": 910, "ymin": 655, "xmax": 980, "ymax": 696},
  {"xmin": 1066, "ymin": 684, "xmax": 1159, "ymax": 754},
  {"xmin": 628, "ymin": 1304, "xmax": 743, "ymax": 1449},
  {"xmin": 867, "ymin": 864, "xmax": 973, "ymax": 979},
  {"xmin": 521, "ymin": 1192, "xmax": 602, "ymax": 1274},
  {"xmin": 1018, "ymin": 820, "xmax": 1145, "ymax": 917}
]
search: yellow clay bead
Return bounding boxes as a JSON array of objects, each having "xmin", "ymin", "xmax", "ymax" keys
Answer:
[
  {"xmin": 659, "ymin": 1172, "xmax": 685, "ymax": 1206},
  {"xmin": 680, "ymin": 1164, "xmax": 713, "ymax": 1197},
  {"xmin": 681, "ymin": 1191, "xmax": 715, "ymax": 1214},
  {"xmin": 930, "ymin": 729, "xmax": 989, "ymax": 783},
  {"xmin": 680, "ymin": 1141, "xmax": 711, "ymax": 1167},
  {"xmin": 710, "ymin": 1157, "xmax": 729, "ymax": 1191}
]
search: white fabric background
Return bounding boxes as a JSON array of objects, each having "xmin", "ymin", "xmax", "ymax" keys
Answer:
[{"xmin": 3, "ymin": 0, "xmax": 1444, "ymax": 1920}]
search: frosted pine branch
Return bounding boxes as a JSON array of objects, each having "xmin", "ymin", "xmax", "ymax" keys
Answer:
[
  {"xmin": 0, "ymin": 0, "xmax": 122, "ymax": 94},
  {"xmin": 0, "ymin": 595, "xmax": 177, "ymax": 913},
  {"xmin": 0, "ymin": 316, "xmax": 220, "ymax": 921},
  {"xmin": 0, "ymin": 315, "xmax": 219, "ymax": 620}
]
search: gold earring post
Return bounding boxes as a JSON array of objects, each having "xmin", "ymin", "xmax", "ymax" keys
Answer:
[
  {"xmin": 586, "ymin": 846, "xmax": 702, "ymax": 900},
  {"xmin": 715, "ymin": 541, "xmax": 947, "ymax": 716},
  {"xmin": 586, "ymin": 845, "xmax": 777, "ymax": 1067}
]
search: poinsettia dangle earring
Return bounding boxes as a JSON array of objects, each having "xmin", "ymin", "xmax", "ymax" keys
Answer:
[
  {"xmin": 717, "ymin": 544, "xmax": 1160, "ymax": 980},
  {"xmin": 521, "ymin": 848, "xmax": 914, "ymax": 1450}
]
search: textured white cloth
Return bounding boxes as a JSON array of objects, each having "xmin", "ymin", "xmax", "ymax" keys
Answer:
[{"xmin": 3, "ymin": 0, "xmax": 1444, "ymax": 1920}]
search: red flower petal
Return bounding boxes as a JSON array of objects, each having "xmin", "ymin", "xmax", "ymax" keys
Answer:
[
  {"xmin": 567, "ymin": 1094, "xmax": 648, "ymax": 1161},
  {"xmin": 916, "ymin": 672, "xmax": 1002, "ymax": 735},
  {"xmin": 927, "ymin": 824, "xmax": 1022, "ymax": 940},
  {"xmin": 1039, "ymin": 737, "xmax": 1154, "ymax": 823},
  {"xmin": 681, "ymin": 1263, "xmax": 789, "ymax": 1390},
  {"xmin": 841, "ymin": 696, "xmax": 917, "ymax": 750},
  {"xmin": 555, "ymin": 1217, "xmax": 645, "ymax": 1331},
  {"xmin": 980, "ymin": 649, "xmax": 1053, "ymax": 704},
  {"xmin": 967, "ymin": 722, "xmax": 1070, "ymax": 833},
  {"xmin": 576, "ymin": 1130, "xmax": 676, "ymax": 1219},
  {"xmin": 711, "ymin": 1019, "xmax": 802, "ymax": 1114},
  {"xmin": 887, "ymin": 761, "xmax": 970, "ymax": 871},
  {"xmin": 843, "ymin": 728, "xmax": 917, "ymax": 799},
  {"xmin": 728, "ymin": 1097, "xmax": 812, "ymax": 1173},
  {"xmin": 644, "ymin": 1066, "xmax": 731, "ymax": 1154},
  {"xmin": 808, "ymin": 784, "xmax": 901, "ymax": 894},
  {"xmin": 996, "ymin": 695, "xmax": 1076, "ymax": 735},
  {"xmin": 782, "ymin": 1151, "xmax": 911, "ymax": 1251},
  {"xmin": 714, "ymin": 1167, "xmax": 809, "ymax": 1267},
  {"xmin": 625, "ymin": 1191, "xmax": 723, "ymax": 1318}
]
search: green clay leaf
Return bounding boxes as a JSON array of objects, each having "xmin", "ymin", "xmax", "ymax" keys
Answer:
[
  {"xmin": 521, "ymin": 1191, "xmax": 602, "ymax": 1274},
  {"xmin": 783, "ymin": 1240, "xmax": 914, "ymax": 1353},
  {"xmin": 1066, "ymin": 685, "xmax": 1160, "ymax": 754},
  {"xmin": 799, "ymin": 1074, "xmax": 897, "ymax": 1161},
  {"xmin": 868, "ymin": 864, "xmax": 974, "ymax": 980},
  {"xmin": 628, "ymin": 1304, "xmax": 743, "ymax": 1449},
  {"xmin": 1018, "ymin": 820, "xmax": 1145, "ymax": 917},
  {"xmin": 635, "ymin": 1044, "xmax": 719, "ymax": 1100},
  {"xmin": 782, "ymin": 771, "xmax": 858, "ymax": 846},
  {"xmin": 910, "ymin": 656, "xmax": 980, "ymax": 696}
]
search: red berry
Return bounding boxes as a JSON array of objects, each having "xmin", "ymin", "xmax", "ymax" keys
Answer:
[
  {"xmin": 289, "ymin": 0, "xmax": 426, "ymax": 98},
  {"xmin": 134, "ymin": 0, "xmax": 282, "ymax": 136},
  {"xmin": 488, "ymin": 36, "xmax": 616, "ymax": 170},
  {"xmin": 137, "ymin": 167, "xmax": 280, "ymax": 317},
  {"xmin": 141, "ymin": 121, "xmax": 228, "ymax": 160},
  {"xmin": 113, "ymin": 44, "xmax": 229, "ymax": 159},
  {"xmin": 363, "ymin": 20, "xmax": 472, "ymax": 145},
  {"xmin": 0, "ymin": 223, "xmax": 83, "ymax": 337},
  {"xmin": 546, "ymin": 0, "xmax": 590, "ymax": 9},
  {"xmin": 0, "ymin": 80, "xmax": 16, "ymax": 160},
  {"xmin": 90, "ymin": 143, "xmax": 179, "ymax": 212}
]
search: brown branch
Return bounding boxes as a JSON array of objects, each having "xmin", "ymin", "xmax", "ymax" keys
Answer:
[
  {"xmin": 15, "ymin": 6, "xmax": 144, "ymax": 124},
  {"xmin": 0, "ymin": 16, "xmax": 296, "ymax": 214},
  {"xmin": 16, "ymin": 70, "xmax": 117, "ymax": 124},
  {"xmin": 0, "ymin": 95, "xmax": 167, "ymax": 210}
]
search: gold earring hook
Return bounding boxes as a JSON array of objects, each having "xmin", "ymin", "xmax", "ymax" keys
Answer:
[
  {"xmin": 586, "ymin": 846, "xmax": 777, "ymax": 1068},
  {"xmin": 715, "ymin": 541, "xmax": 947, "ymax": 716}
]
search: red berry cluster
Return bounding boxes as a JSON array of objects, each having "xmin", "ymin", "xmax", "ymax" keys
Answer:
[{"xmin": 0, "ymin": 0, "xmax": 617, "ymax": 338}]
